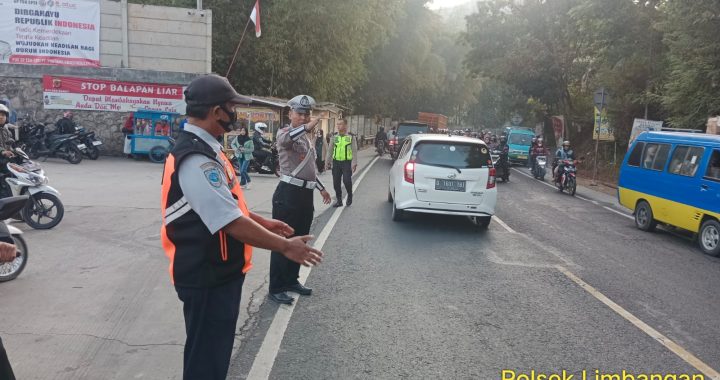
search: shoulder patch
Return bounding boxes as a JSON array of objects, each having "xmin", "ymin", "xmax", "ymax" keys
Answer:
[{"xmin": 201, "ymin": 162, "xmax": 224, "ymax": 188}]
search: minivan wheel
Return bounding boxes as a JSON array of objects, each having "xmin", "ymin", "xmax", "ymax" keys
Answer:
[
  {"xmin": 635, "ymin": 201, "xmax": 657, "ymax": 232},
  {"xmin": 698, "ymin": 219, "xmax": 720, "ymax": 257},
  {"xmin": 391, "ymin": 199, "xmax": 403, "ymax": 222},
  {"xmin": 470, "ymin": 216, "xmax": 491, "ymax": 231},
  {"xmin": 387, "ymin": 188, "xmax": 393, "ymax": 203}
]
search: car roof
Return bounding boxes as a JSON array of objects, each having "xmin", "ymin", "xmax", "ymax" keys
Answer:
[
  {"xmin": 638, "ymin": 131, "xmax": 720, "ymax": 146},
  {"xmin": 508, "ymin": 128, "xmax": 535, "ymax": 135},
  {"xmin": 410, "ymin": 134, "xmax": 488, "ymax": 146}
]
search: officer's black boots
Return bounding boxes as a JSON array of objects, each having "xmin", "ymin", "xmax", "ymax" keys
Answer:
[{"xmin": 346, "ymin": 194, "xmax": 353, "ymax": 206}]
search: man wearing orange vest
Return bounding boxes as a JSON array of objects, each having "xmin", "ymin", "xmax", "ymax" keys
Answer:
[{"xmin": 160, "ymin": 75, "xmax": 324, "ymax": 380}]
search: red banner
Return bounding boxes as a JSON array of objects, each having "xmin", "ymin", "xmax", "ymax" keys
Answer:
[{"xmin": 43, "ymin": 75, "xmax": 186, "ymax": 113}]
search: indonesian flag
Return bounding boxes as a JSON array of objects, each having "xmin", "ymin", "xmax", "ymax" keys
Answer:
[{"xmin": 249, "ymin": 0, "xmax": 261, "ymax": 38}]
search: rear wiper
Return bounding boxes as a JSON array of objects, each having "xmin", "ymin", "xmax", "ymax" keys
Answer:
[{"xmin": 432, "ymin": 163, "xmax": 462, "ymax": 173}]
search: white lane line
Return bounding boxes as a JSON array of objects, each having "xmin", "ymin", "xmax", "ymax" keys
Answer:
[
  {"xmin": 556, "ymin": 265, "xmax": 720, "ymax": 380},
  {"xmin": 246, "ymin": 156, "xmax": 380, "ymax": 380},
  {"xmin": 604, "ymin": 206, "xmax": 634, "ymax": 220},
  {"xmin": 511, "ymin": 167, "xmax": 633, "ymax": 219},
  {"xmin": 493, "ymin": 216, "xmax": 517, "ymax": 233}
]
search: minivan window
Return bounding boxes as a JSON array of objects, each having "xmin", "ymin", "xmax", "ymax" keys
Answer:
[
  {"xmin": 411, "ymin": 142, "xmax": 491, "ymax": 169},
  {"xmin": 641, "ymin": 143, "xmax": 670, "ymax": 171},
  {"xmin": 705, "ymin": 150, "xmax": 720, "ymax": 181},
  {"xmin": 668, "ymin": 145, "xmax": 705, "ymax": 177},
  {"xmin": 627, "ymin": 142, "xmax": 645, "ymax": 167},
  {"xmin": 397, "ymin": 124, "xmax": 428, "ymax": 140},
  {"xmin": 508, "ymin": 133, "xmax": 532, "ymax": 146}
]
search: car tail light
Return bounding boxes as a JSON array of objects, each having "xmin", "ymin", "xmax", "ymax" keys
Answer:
[
  {"xmin": 389, "ymin": 137, "xmax": 397, "ymax": 146},
  {"xmin": 404, "ymin": 161, "xmax": 415, "ymax": 184},
  {"xmin": 487, "ymin": 168, "xmax": 496, "ymax": 189}
]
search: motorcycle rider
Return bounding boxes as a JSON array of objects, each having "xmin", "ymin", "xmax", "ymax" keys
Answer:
[
  {"xmin": 497, "ymin": 135, "xmax": 510, "ymax": 176},
  {"xmin": 56, "ymin": 111, "xmax": 78, "ymax": 135},
  {"xmin": 0, "ymin": 105, "xmax": 16, "ymax": 159},
  {"xmin": 375, "ymin": 126, "xmax": 388, "ymax": 153},
  {"xmin": 553, "ymin": 140, "xmax": 575, "ymax": 184},
  {"xmin": 252, "ymin": 122, "xmax": 273, "ymax": 171},
  {"xmin": 530, "ymin": 137, "xmax": 549, "ymax": 175}
]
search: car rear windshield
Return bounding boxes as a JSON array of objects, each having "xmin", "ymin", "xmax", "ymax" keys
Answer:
[
  {"xmin": 412, "ymin": 142, "xmax": 492, "ymax": 169},
  {"xmin": 397, "ymin": 124, "xmax": 428, "ymax": 139},
  {"xmin": 509, "ymin": 133, "xmax": 533, "ymax": 146}
]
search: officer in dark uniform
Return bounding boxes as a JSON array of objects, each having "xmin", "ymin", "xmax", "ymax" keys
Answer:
[
  {"xmin": 160, "ymin": 75, "xmax": 323, "ymax": 380},
  {"xmin": 269, "ymin": 94, "xmax": 332, "ymax": 305}
]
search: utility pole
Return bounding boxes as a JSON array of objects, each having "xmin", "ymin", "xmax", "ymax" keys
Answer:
[{"xmin": 592, "ymin": 87, "xmax": 609, "ymax": 186}]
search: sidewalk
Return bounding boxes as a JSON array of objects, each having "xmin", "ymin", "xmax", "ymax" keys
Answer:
[{"xmin": 233, "ymin": 147, "xmax": 379, "ymax": 354}]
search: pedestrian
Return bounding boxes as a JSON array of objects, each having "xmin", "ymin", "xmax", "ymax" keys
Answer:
[
  {"xmin": 325, "ymin": 118, "xmax": 358, "ymax": 207},
  {"xmin": 231, "ymin": 126, "xmax": 253, "ymax": 189},
  {"xmin": 269, "ymin": 94, "xmax": 332, "ymax": 305},
  {"xmin": 0, "ymin": 222, "xmax": 18, "ymax": 380},
  {"xmin": 315, "ymin": 128, "xmax": 327, "ymax": 173},
  {"xmin": 160, "ymin": 75, "xmax": 323, "ymax": 380}
]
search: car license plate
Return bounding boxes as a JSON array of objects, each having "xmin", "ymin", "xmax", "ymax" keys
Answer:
[
  {"xmin": 92, "ymin": 140, "xmax": 103, "ymax": 146},
  {"xmin": 517, "ymin": 155, "xmax": 527, "ymax": 159},
  {"xmin": 435, "ymin": 179, "xmax": 466, "ymax": 192},
  {"xmin": 77, "ymin": 144, "xmax": 87, "ymax": 150}
]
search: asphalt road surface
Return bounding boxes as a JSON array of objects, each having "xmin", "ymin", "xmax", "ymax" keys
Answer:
[{"xmin": 231, "ymin": 158, "xmax": 720, "ymax": 380}]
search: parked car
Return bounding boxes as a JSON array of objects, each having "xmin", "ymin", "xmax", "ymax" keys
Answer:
[
  {"xmin": 619, "ymin": 131, "xmax": 720, "ymax": 256},
  {"xmin": 388, "ymin": 134, "xmax": 497, "ymax": 230},
  {"xmin": 389, "ymin": 122, "xmax": 430, "ymax": 160}
]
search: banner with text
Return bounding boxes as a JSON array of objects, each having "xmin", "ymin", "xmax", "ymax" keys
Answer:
[
  {"xmin": 43, "ymin": 75, "xmax": 187, "ymax": 113},
  {"xmin": 593, "ymin": 107, "xmax": 615, "ymax": 141},
  {"xmin": 629, "ymin": 118, "xmax": 663, "ymax": 145},
  {"xmin": 0, "ymin": 0, "xmax": 100, "ymax": 67},
  {"xmin": 551, "ymin": 116, "xmax": 565, "ymax": 148}
]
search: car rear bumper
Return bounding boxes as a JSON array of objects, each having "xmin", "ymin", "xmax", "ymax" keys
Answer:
[{"xmin": 396, "ymin": 195, "xmax": 496, "ymax": 217}]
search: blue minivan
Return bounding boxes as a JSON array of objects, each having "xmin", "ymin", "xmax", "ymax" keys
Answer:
[
  {"xmin": 506, "ymin": 128, "xmax": 535, "ymax": 165},
  {"xmin": 618, "ymin": 131, "xmax": 720, "ymax": 256}
]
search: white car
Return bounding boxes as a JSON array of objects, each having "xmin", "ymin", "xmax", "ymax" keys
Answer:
[{"xmin": 388, "ymin": 134, "xmax": 497, "ymax": 229}]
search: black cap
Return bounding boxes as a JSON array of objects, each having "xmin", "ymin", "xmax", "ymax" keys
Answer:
[{"xmin": 184, "ymin": 74, "xmax": 251, "ymax": 106}]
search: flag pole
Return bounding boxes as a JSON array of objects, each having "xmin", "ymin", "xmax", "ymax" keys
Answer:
[{"xmin": 225, "ymin": 16, "xmax": 253, "ymax": 79}]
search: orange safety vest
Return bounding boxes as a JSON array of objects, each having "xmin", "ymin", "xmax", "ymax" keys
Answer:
[{"xmin": 160, "ymin": 131, "xmax": 253, "ymax": 287}]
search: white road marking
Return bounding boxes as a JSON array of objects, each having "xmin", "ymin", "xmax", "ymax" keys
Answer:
[
  {"xmin": 246, "ymin": 156, "xmax": 380, "ymax": 380},
  {"xmin": 510, "ymin": 167, "xmax": 633, "ymax": 219},
  {"xmin": 493, "ymin": 216, "xmax": 517, "ymax": 233},
  {"xmin": 556, "ymin": 265, "xmax": 720, "ymax": 380}
]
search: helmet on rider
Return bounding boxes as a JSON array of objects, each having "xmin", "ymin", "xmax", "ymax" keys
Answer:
[
  {"xmin": 0, "ymin": 104, "xmax": 9, "ymax": 117},
  {"xmin": 63, "ymin": 111, "xmax": 73, "ymax": 119},
  {"xmin": 500, "ymin": 135, "xmax": 507, "ymax": 143},
  {"xmin": 254, "ymin": 122, "xmax": 268, "ymax": 133},
  {"xmin": 562, "ymin": 140, "xmax": 571, "ymax": 150}
]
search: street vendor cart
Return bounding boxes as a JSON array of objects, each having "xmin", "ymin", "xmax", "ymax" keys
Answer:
[{"xmin": 129, "ymin": 109, "xmax": 179, "ymax": 163}]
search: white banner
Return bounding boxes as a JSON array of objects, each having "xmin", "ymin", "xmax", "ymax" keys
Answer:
[
  {"xmin": 629, "ymin": 118, "xmax": 663, "ymax": 145},
  {"xmin": 0, "ymin": 0, "xmax": 100, "ymax": 67}
]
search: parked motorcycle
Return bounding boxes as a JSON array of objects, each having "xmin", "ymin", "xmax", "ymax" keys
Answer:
[
  {"xmin": 556, "ymin": 159, "xmax": 578, "ymax": 196},
  {"xmin": 0, "ymin": 147, "xmax": 64, "ymax": 229},
  {"xmin": 532, "ymin": 155, "xmax": 547, "ymax": 180},
  {"xmin": 75, "ymin": 126, "xmax": 102, "ymax": 160},
  {"xmin": 491, "ymin": 149, "xmax": 510, "ymax": 182},
  {"xmin": 0, "ymin": 195, "xmax": 29, "ymax": 282},
  {"xmin": 249, "ymin": 144, "xmax": 280, "ymax": 177},
  {"xmin": 23, "ymin": 124, "xmax": 84, "ymax": 164}
]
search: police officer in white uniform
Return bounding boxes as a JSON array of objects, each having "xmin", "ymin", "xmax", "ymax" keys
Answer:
[
  {"xmin": 160, "ymin": 75, "xmax": 324, "ymax": 379},
  {"xmin": 269, "ymin": 94, "xmax": 332, "ymax": 304}
]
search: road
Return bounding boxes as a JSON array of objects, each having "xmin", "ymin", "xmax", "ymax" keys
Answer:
[
  {"xmin": 1, "ymin": 153, "xmax": 719, "ymax": 379},
  {"xmin": 230, "ymin": 158, "xmax": 720, "ymax": 380}
]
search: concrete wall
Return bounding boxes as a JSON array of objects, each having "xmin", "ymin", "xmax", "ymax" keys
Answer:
[
  {"xmin": 0, "ymin": 64, "xmax": 201, "ymax": 155},
  {"xmin": 100, "ymin": 0, "xmax": 212, "ymax": 73}
]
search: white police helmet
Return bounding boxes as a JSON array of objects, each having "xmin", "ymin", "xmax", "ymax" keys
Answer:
[
  {"xmin": 0, "ymin": 104, "xmax": 9, "ymax": 116},
  {"xmin": 287, "ymin": 95, "xmax": 316, "ymax": 114}
]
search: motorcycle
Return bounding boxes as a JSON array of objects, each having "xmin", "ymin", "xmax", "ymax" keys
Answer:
[
  {"xmin": 491, "ymin": 149, "xmax": 510, "ymax": 182},
  {"xmin": 376, "ymin": 140, "xmax": 388, "ymax": 156},
  {"xmin": 23, "ymin": 124, "xmax": 84, "ymax": 164},
  {"xmin": 75, "ymin": 126, "xmax": 102, "ymax": 160},
  {"xmin": 249, "ymin": 143, "xmax": 280, "ymax": 177},
  {"xmin": 556, "ymin": 159, "xmax": 578, "ymax": 196},
  {"xmin": 0, "ymin": 147, "xmax": 64, "ymax": 229},
  {"xmin": 532, "ymin": 155, "xmax": 547, "ymax": 180},
  {"xmin": 0, "ymin": 195, "xmax": 29, "ymax": 282}
]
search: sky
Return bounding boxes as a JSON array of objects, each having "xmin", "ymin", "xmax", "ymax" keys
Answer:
[{"xmin": 427, "ymin": 0, "xmax": 471, "ymax": 10}]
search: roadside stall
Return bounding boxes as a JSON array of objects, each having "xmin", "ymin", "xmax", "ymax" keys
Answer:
[{"xmin": 130, "ymin": 109, "xmax": 179, "ymax": 163}]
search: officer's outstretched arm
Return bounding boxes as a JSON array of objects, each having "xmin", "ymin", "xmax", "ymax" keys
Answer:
[{"xmin": 223, "ymin": 217, "xmax": 323, "ymax": 266}]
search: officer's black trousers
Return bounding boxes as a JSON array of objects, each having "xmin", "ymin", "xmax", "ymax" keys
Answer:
[
  {"xmin": 332, "ymin": 160, "xmax": 353, "ymax": 199},
  {"xmin": 270, "ymin": 182, "xmax": 314, "ymax": 293},
  {"xmin": 0, "ymin": 337, "xmax": 16, "ymax": 380},
  {"xmin": 175, "ymin": 275, "xmax": 245, "ymax": 380}
]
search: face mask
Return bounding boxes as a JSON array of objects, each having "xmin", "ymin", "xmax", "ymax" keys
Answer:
[{"xmin": 218, "ymin": 105, "xmax": 238, "ymax": 132}]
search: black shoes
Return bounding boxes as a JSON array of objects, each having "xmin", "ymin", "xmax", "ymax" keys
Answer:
[
  {"xmin": 346, "ymin": 195, "xmax": 353, "ymax": 206},
  {"xmin": 333, "ymin": 200, "xmax": 343, "ymax": 207},
  {"xmin": 269, "ymin": 292, "xmax": 294, "ymax": 305},
  {"xmin": 281, "ymin": 283, "xmax": 313, "ymax": 296}
]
